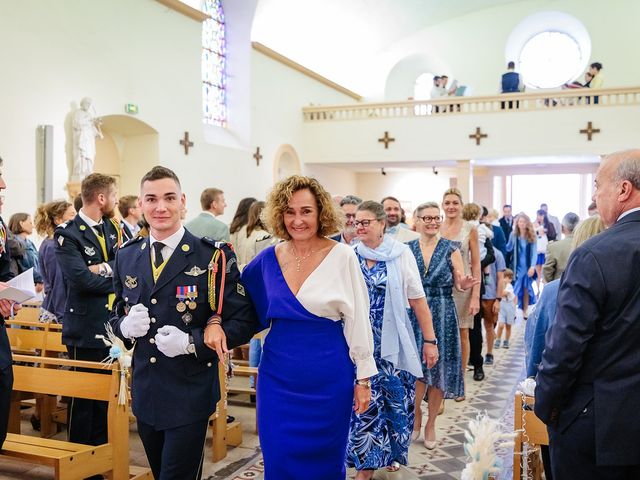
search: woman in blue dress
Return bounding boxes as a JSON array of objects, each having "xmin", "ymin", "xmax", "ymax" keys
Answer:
[
  {"xmin": 346, "ymin": 201, "xmax": 439, "ymax": 479},
  {"xmin": 240, "ymin": 176, "xmax": 377, "ymax": 480},
  {"xmin": 406, "ymin": 202, "xmax": 478, "ymax": 449},
  {"xmin": 506, "ymin": 214, "xmax": 537, "ymax": 318}
]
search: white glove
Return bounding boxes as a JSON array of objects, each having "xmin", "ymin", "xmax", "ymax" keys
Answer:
[
  {"xmin": 120, "ymin": 304, "xmax": 150, "ymax": 339},
  {"xmin": 155, "ymin": 325, "xmax": 189, "ymax": 358}
]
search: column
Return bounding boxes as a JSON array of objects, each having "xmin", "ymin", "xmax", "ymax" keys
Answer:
[{"xmin": 455, "ymin": 159, "xmax": 474, "ymax": 202}]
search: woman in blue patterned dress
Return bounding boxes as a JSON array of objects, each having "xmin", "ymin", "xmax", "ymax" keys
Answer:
[
  {"xmin": 407, "ymin": 202, "xmax": 479, "ymax": 449},
  {"xmin": 346, "ymin": 201, "xmax": 439, "ymax": 479}
]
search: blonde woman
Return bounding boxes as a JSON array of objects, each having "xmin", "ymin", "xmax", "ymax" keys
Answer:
[{"xmin": 505, "ymin": 213, "xmax": 537, "ymax": 321}]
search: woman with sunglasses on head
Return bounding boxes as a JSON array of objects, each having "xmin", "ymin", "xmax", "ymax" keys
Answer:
[
  {"xmin": 346, "ymin": 201, "xmax": 439, "ymax": 478},
  {"xmin": 407, "ymin": 202, "xmax": 478, "ymax": 449}
]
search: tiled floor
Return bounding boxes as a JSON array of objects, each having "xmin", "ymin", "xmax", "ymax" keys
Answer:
[{"xmin": 0, "ymin": 319, "xmax": 527, "ymax": 480}]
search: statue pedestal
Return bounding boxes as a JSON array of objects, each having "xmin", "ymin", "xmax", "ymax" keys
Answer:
[{"xmin": 66, "ymin": 181, "xmax": 81, "ymax": 202}]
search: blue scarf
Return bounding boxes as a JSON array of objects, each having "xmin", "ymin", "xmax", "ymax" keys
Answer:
[{"xmin": 355, "ymin": 235, "xmax": 422, "ymax": 377}]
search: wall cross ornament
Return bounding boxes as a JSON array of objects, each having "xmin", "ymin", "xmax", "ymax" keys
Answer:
[
  {"xmin": 378, "ymin": 131, "xmax": 395, "ymax": 149},
  {"xmin": 180, "ymin": 131, "xmax": 194, "ymax": 155},
  {"xmin": 253, "ymin": 147, "xmax": 263, "ymax": 166},
  {"xmin": 579, "ymin": 122, "xmax": 601, "ymax": 141},
  {"xmin": 468, "ymin": 127, "xmax": 488, "ymax": 146}
]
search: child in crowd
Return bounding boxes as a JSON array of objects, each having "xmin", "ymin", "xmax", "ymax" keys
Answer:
[
  {"xmin": 495, "ymin": 268, "xmax": 517, "ymax": 348},
  {"xmin": 462, "ymin": 203, "xmax": 493, "ymax": 279}
]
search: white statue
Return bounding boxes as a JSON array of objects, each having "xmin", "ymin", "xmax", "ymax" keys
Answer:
[{"xmin": 72, "ymin": 97, "xmax": 103, "ymax": 181}]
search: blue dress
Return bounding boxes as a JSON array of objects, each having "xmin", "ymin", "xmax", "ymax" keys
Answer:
[
  {"xmin": 241, "ymin": 247, "xmax": 355, "ymax": 480},
  {"xmin": 346, "ymin": 256, "xmax": 415, "ymax": 470},
  {"xmin": 407, "ymin": 239, "xmax": 464, "ymax": 399},
  {"xmin": 507, "ymin": 234, "xmax": 537, "ymax": 309}
]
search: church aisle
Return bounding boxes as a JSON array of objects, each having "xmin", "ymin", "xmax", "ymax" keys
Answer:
[
  {"xmin": 0, "ymin": 320, "xmax": 526, "ymax": 480},
  {"xmin": 218, "ymin": 320, "xmax": 527, "ymax": 480}
]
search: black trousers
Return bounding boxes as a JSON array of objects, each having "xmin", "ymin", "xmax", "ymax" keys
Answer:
[
  {"xmin": 137, "ymin": 418, "xmax": 208, "ymax": 480},
  {"xmin": 0, "ymin": 363, "xmax": 13, "ymax": 449},
  {"xmin": 468, "ymin": 309, "xmax": 484, "ymax": 369},
  {"xmin": 549, "ymin": 403, "xmax": 640, "ymax": 479},
  {"xmin": 66, "ymin": 346, "xmax": 109, "ymax": 445}
]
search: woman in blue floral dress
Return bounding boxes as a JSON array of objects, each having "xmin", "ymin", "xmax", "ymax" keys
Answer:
[
  {"xmin": 407, "ymin": 202, "xmax": 478, "ymax": 449},
  {"xmin": 346, "ymin": 201, "xmax": 439, "ymax": 479}
]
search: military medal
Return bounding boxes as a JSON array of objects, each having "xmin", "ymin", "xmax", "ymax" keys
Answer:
[
  {"xmin": 182, "ymin": 312, "xmax": 193, "ymax": 324},
  {"xmin": 176, "ymin": 286, "xmax": 188, "ymax": 313},
  {"xmin": 125, "ymin": 275, "xmax": 138, "ymax": 289},
  {"xmin": 84, "ymin": 245, "xmax": 96, "ymax": 256},
  {"xmin": 186, "ymin": 286, "xmax": 198, "ymax": 310}
]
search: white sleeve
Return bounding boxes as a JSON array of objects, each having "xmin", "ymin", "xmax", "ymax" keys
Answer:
[
  {"xmin": 341, "ymin": 249, "xmax": 378, "ymax": 379},
  {"xmin": 402, "ymin": 248, "xmax": 426, "ymax": 300}
]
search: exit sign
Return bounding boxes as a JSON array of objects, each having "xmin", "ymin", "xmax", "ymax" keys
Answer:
[{"xmin": 125, "ymin": 104, "xmax": 139, "ymax": 114}]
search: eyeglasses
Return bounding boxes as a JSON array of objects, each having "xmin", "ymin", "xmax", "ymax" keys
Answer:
[
  {"xmin": 418, "ymin": 215, "xmax": 443, "ymax": 224},
  {"xmin": 354, "ymin": 219, "xmax": 376, "ymax": 228}
]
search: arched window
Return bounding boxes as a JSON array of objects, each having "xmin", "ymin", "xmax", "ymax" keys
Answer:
[
  {"xmin": 202, "ymin": 0, "xmax": 227, "ymax": 127},
  {"xmin": 519, "ymin": 31, "xmax": 583, "ymax": 89}
]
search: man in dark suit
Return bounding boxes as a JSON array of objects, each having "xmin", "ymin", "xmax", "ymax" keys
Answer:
[
  {"xmin": 535, "ymin": 149, "xmax": 640, "ymax": 478},
  {"xmin": 117, "ymin": 194, "xmax": 142, "ymax": 241},
  {"xmin": 0, "ymin": 157, "xmax": 19, "ymax": 449},
  {"xmin": 499, "ymin": 204, "xmax": 513, "ymax": 267},
  {"xmin": 55, "ymin": 173, "xmax": 122, "ymax": 451},
  {"xmin": 110, "ymin": 166, "xmax": 257, "ymax": 479}
]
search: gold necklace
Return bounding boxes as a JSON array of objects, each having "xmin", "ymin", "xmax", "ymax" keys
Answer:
[{"xmin": 290, "ymin": 244, "xmax": 316, "ymax": 272}]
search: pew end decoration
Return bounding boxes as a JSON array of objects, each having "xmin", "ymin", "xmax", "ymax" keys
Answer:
[
  {"xmin": 461, "ymin": 412, "xmax": 515, "ymax": 480},
  {"xmin": 96, "ymin": 323, "xmax": 134, "ymax": 406}
]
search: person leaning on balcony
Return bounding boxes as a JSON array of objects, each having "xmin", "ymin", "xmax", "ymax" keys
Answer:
[
  {"xmin": 501, "ymin": 61, "xmax": 524, "ymax": 109},
  {"xmin": 588, "ymin": 62, "xmax": 604, "ymax": 104}
]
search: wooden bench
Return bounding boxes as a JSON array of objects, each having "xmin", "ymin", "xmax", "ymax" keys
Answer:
[
  {"xmin": 2, "ymin": 354, "xmax": 151, "ymax": 480},
  {"xmin": 5, "ymin": 318, "xmax": 67, "ymax": 438},
  {"xmin": 210, "ymin": 362, "xmax": 243, "ymax": 462},
  {"xmin": 513, "ymin": 393, "xmax": 549, "ymax": 480}
]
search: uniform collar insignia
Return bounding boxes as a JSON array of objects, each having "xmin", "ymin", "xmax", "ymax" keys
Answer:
[
  {"xmin": 79, "ymin": 225, "xmax": 87, "ymax": 231},
  {"xmin": 125, "ymin": 275, "xmax": 138, "ymax": 289},
  {"xmin": 58, "ymin": 236, "xmax": 64, "ymax": 246},
  {"xmin": 185, "ymin": 266, "xmax": 206, "ymax": 276},
  {"xmin": 84, "ymin": 245, "xmax": 96, "ymax": 256}
]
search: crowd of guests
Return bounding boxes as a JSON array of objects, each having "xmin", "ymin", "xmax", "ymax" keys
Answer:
[{"xmin": 1, "ymin": 149, "xmax": 638, "ymax": 479}]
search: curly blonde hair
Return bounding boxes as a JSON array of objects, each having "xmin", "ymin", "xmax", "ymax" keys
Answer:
[
  {"xmin": 263, "ymin": 175, "xmax": 342, "ymax": 240},
  {"xmin": 514, "ymin": 213, "xmax": 536, "ymax": 243}
]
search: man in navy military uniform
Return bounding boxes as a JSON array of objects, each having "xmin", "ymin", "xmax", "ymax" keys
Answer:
[
  {"xmin": 110, "ymin": 166, "xmax": 258, "ymax": 480},
  {"xmin": 0, "ymin": 157, "xmax": 20, "ymax": 449},
  {"xmin": 55, "ymin": 173, "xmax": 122, "ymax": 451}
]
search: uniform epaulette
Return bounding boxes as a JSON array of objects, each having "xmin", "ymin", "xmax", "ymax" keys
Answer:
[
  {"xmin": 120, "ymin": 235, "xmax": 145, "ymax": 248},
  {"xmin": 201, "ymin": 237, "xmax": 235, "ymax": 252}
]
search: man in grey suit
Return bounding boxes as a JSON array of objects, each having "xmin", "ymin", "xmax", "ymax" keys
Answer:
[
  {"xmin": 535, "ymin": 149, "xmax": 640, "ymax": 478},
  {"xmin": 542, "ymin": 212, "xmax": 579, "ymax": 282},
  {"xmin": 185, "ymin": 187, "xmax": 230, "ymax": 241}
]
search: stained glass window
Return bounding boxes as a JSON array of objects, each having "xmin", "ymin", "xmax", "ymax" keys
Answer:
[{"xmin": 202, "ymin": 0, "xmax": 227, "ymax": 127}]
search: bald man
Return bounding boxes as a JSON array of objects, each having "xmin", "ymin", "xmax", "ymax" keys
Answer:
[{"xmin": 535, "ymin": 149, "xmax": 640, "ymax": 478}]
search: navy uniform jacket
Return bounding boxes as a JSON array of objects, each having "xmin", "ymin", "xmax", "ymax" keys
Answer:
[
  {"xmin": 54, "ymin": 215, "xmax": 120, "ymax": 348},
  {"xmin": 0, "ymin": 218, "xmax": 15, "ymax": 369},
  {"xmin": 109, "ymin": 230, "xmax": 258, "ymax": 430},
  {"xmin": 535, "ymin": 210, "xmax": 640, "ymax": 466}
]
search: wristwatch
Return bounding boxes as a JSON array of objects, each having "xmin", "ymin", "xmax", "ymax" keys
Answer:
[
  {"xmin": 423, "ymin": 338, "xmax": 438, "ymax": 346},
  {"xmin": 186, "ymin": 334, "xmax": 196, "ymax": 355},
  {"xmin": 355, "ymin": 379, "xmax": 371, "ymax": 389}
]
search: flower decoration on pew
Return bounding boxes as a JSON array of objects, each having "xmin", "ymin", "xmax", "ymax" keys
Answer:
[
  {"xmin": 96, "ymin": 323, "xmax": 134, "ymax": 406},
  {"xmin": 461, "ymin": 412, "xmax": 516, "ymax": 480}
]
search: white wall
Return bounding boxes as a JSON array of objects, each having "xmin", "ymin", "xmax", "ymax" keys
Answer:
[
  {"xmin": 0, "ymin": 0, "xmax": 358, "ymax": 224},
  {"xmin": 375, "ymin": 0, "xmax": 640, "ymax": 101}
]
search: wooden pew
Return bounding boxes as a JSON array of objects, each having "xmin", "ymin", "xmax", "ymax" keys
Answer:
[
  {"xmin": 513, "ymin": 393, "xmax": 549, "ymax": 480},
  {"xmin": 6, "ymin": 318, "xmax": 66, "ymax": 437},
  {"xmin": 210, "ymin": 362, "xmax": 243, "ymax": 462},
  {"xmin": 2, "ymin": 354, "xmax": 151, "ymax": 480}
]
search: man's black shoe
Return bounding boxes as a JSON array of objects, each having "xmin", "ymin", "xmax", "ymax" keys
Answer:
[{"xmin": 473, "ymin": 366, "xmax": 485, "ymax": 381}]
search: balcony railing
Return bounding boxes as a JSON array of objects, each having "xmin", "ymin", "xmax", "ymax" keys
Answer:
[{"xmin": 302, "ymin": 87, "xmax": 640, "ymax": 122}]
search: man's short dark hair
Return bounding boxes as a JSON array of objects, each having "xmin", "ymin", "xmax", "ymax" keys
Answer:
[
  {"xmin": 590, "ymin": 62, "xmax": 603, "ymax": 71},
  {"xmin": 503, "ymin": 204, "xmax": 512, "ymax": 209},
  {"xmin": 441, "ymin": 75, "xmax": 448, "ymax": 79},
  {"xmin": 381, "ymin": 196, "xmax": 400, "ymax": 205},
  {"xmin": 340, "ymin": 195, "xmax": 362, "ymax": 207},
  {"xmin": 73, "ymin": 194, "xmax": 83, "ymax": 212},
  {"xmin": 140, "ymin": 166, "xmax": 181, "ymax": 189},
  {"xmin": 200, "ymin": 188, "xmax": 223, "ymax": 211},
  {"xmin": 81, "ymin": 173, "xmax": 116, "ymax": 203},
  {"xmin": 118, "ymin": 195, "xmax": 139, "ymax": 218},
  {"xmin": 507, "ymin": 61, "xmax": 515, "ymax": 69}
]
